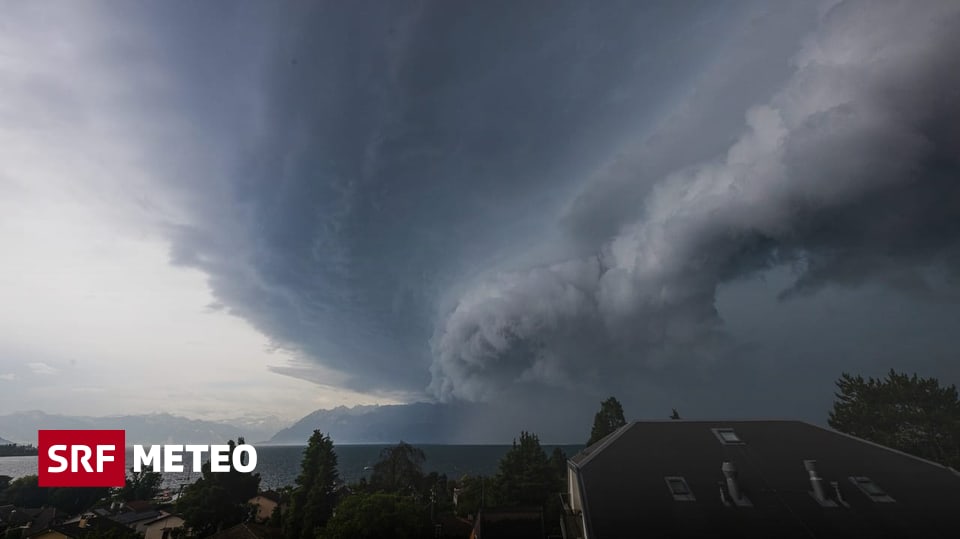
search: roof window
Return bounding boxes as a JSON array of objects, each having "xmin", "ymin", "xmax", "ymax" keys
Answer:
[
  {"xmin": 711, "ymin": 428, "xmax": 744, "ymax": 445},
  {"xmin": 664, "ymin": 476, "xmax": 695, "ymax": 501},
  {"xmin": 849, "ymin": 476, "xmax": 895, "ymax": 503}
]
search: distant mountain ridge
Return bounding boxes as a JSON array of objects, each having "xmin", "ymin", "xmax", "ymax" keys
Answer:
[
  {"xmin": 0, "ymin": 435, "xmax": 14, "ymax": 445},
  {"xmin": 269, "ymin": 402, "xmax": 479, "ymax": 444},
  {"xmin": 0, "ymin": 411, "xmax": 280, "ymax": 445}
]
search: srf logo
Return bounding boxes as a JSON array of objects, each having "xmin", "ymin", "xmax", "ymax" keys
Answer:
[{"xmin": 38, "ymin": 430, "xmax": 125, "ymax": 487}]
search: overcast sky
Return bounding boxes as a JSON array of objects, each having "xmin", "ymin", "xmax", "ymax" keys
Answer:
[{"xmin": 2, "ymin": 0, "xmax": 959, "ymax": 431}]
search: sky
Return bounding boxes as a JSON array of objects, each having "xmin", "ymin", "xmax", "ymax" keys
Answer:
[{"xmin": 2, "ymin": 0, "xmax": 959, "ymax": 434}]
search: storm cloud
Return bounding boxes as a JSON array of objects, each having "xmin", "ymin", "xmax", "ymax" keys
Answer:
[
  {"xmin": 429, "ymin": 0, "xmax": 960, "ymax": 401},
  {"xmin": 76, "ymin": 0, "xmax": 960, "ymax": 419}
]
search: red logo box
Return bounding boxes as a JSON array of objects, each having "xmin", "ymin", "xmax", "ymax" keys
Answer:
[{"xmin": 38, "ymin": 430, "xmax": 126, "ymax": 487}]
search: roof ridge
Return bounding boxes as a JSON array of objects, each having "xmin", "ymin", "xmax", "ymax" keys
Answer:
[
  {"xmin": 802, "ymin": 421, "xmax": 960, "ymax": 475},
  {"xmin": 569, "ymin": 422, "xmax": 635, "ymax": 469}
]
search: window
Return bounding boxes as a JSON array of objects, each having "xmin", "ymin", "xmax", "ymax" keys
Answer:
[
  {"xmin": 849, "ymin": 476, "xmax": 895, "ymax": 502},
  {"xmin": 711, "ymin": 428, "xmax": 744, "ymax": 445},
  {"xmin": 665, "ymin": 476, "xmax": 695, "ymax": 501}
]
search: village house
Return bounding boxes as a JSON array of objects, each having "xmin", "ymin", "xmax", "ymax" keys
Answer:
[
  {"xmin": 141, "ymin": 513, "xmax": 185, "ymax": 539},
  {"xmin": 246, "ymin": 491, "xmax": 281, "ymax": 523}
]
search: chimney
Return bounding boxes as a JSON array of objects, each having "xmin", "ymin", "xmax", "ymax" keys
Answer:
[
  {"xmin": 804, "ymin": 460, "xmax": 828, "ymax": 502},
  {"xmin": 831, "ymin": 481, "xmax": 845, "ymax": 504},
  {"xmin": 721, "ymin": 461, "xmax": 742, "ymax": 502}
]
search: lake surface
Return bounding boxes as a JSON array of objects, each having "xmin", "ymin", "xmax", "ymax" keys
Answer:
[{"xmin": 1, "ymin": 444, "xmax": 583, "ymax": 490}]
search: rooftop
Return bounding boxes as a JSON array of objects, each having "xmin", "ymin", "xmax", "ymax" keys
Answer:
[{"xmin": 569, "ymin": 420, "xmax": 960, "ymax": 538}]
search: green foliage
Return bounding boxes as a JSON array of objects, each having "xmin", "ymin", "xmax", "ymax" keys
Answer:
[
  {"xmin": 0, "ymin": 475, "xmax": 109, "ymax": 513},
  {"xmin": 453, "ymin": 474, "xmax": 487, "ymax": 519},
  {"xmin": 587, "ymin": 396, "xmax": 626, "ymax": 446},
  {"xmin": 492, "ymin": 432, "xmax": 562, "ymax": 508},
  {"xmin": 176, "ymin": 439, "xmax": 261, "ymax": 537},
  {"xmin": 284, "ymin": 431, "xmax": 340, "ymax": 539},
  {"xmin": 0, "ymin": 475, "xmax": 11, "ymax": 494},
  {"xmin": 0, "ymin": 445, "xmax": 38, "ymax": 457},
  {"xmin": 320, "ymin": 492, "xmax": 431, "ymax": 539},
  {"xmin": 1, "ymin": 474, "xmax": 44, "ymax": 507},
  {"xmin": 829, "ymin": 370, "xmax": 960, "ymax": 468},
  {"xmin": 268, "ymin": 504, "xmax": 282, "ymax": 528},
  {"xmin": 370, "ymin": 441, "xmax": 425, "ymax": 495},
  {"xmin": 118, "ymin": 467, "xmax": 163, "ymax": 502},
  {"xmin": 549, "ymin": 447, "xmax": 567, "ymax": 480}
]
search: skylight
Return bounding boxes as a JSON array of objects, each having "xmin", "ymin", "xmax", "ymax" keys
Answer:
[
  {"xmin": 711, "ymin": 428, "xmax": 745, "ymax": 445},
  {"xmin": 665, "ymin": 476, "xmax": 695, "ymax": 501},
  {"xmin": 853, "ymin": 477, "xmax": 885, "ymax": 495},
  {"xmin": 667, "ymin": 478, "xmax": 690, "ymax": 495},
  {"xmin": 719, "ymin": 430, "xmax": 740, "ymax": 443},
  {"xmin": 849, "ymin": 476, "xmax": 895, "ymax": 502}
]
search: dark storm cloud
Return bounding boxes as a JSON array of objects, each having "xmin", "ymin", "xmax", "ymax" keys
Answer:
[
  {"xmin": 150, "ymin": 0, "xmax": 750, "ymax": 393},
  {"xmin": 429, "ymin": 0, "xmax": 960, "ymax": 401},
  {"xmin": 116, "ymin": 0, "xmax": 960, "ymax": 414}
]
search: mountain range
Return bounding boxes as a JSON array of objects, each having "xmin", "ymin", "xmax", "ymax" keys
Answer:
[
  {"xmin": 0, "ymin": 411, "xmax": 279, "ymax": 445},
  {"xmin": 1, "ymin": 399, "xmax": 592, "ymax": 446},
  {"xmin": 268, "ymin": 402, "xmax": 481, "ymax": 444}
]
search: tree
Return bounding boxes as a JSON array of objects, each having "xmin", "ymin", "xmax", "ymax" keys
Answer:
[
  {"xmin": 587, "ymin": 396, "xmax": 626, "ymax": 446},
  {"xmin": 369, "ymin": 441, "xmax": 425, "ymax": 495},
  {"xmin": 0, "ymin": 475, "xmax": 109, "ymax": 513},
  {"xmin": 284, "ymin": 431, "xmax": 340, "ymax": 539},
  {"xmin": 118, "ymin": 466, "xmax": 163, "ymax": 502},
  {"xmin": 453, "ymin": 474, "xmax": 486, "ymax": 519},
  {"xmin": 319, "ymin": 492, "xmax": 431, "ymax": 539},
  {"xmin": 177, "ymin": 439, "xmax": 261, "ymax": 537},
  {"xmin": 829, "ymin": 370, "xmax": 960, "ymax": 468},
  {"xmin": 492, "ymin": 432, "xmax": 561, "ymax": 508},
  {"xmin": 268, "ymin": 504, "xmax": 282, "ymax": 528},
  {"xmin": 549, "ymin": 447, "xmax": 567, "ymax": 480}
]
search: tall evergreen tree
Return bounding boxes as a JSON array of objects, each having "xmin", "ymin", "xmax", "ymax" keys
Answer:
[
  {"xmin": 492, "ymin": 432, "xmax": 559, "ymax": 507},
  {"xmin": 549, "ymin": 447, "xmax": 567, "ymax": 480},
  {"xmin": 586, "ymin": 396, "xmax": 627, "ymax": 446},
  {"xmin": 284, "ymin": 430, "xmax": 340, "ymax": 539},
  {"xmin": 829, "ymin": 370, "xmax": 960, "ymax": 468}
]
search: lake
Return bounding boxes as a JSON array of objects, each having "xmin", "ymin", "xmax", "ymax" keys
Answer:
[{"xmin": 0, "ymin": 444, "xmax": 583, "ymax": 490}]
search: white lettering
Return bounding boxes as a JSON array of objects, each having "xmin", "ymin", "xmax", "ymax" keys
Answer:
[
  {"xmin": 96, "ymin": 445, "xmax": 115, "ymax": 473},
  {"xmin": 73, "ymin": 445, "xmax": 93, "ymax": 473},
  {"xmin": 164, "ymin": 445, "xmax": 184, "ymax": 472},
  {"xmin": 233, "ymin": 445, "xmax": 257, "ymax": 473},
  {"xmin": 184, "ymin": 445, "xmax": 207, "ymax": 471},
  {"xmin": 129, "ymin": 444, "xmax": 257, "ymax": 473},
  {"xmin": 134, "ymin": 445, "xmax": 161, "ymax": 472},
  {"xmin": 48, "ymin": 445, "xmax": 68, "ymax": 473},
  {"xmin": 210, "ymin": 445, "xmax": 230, "ymax": 472}
]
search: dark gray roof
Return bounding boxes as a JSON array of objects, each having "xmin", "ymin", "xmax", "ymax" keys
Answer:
[
  {"xmin": 569, "ymin": 420, "xmax": 960, "ymax": 539},
  {"xmin": 109, "ymin": 510, "xmax": 164, "ymax": 526}
]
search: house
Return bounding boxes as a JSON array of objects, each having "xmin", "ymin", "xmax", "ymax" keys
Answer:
[
  {"xmin": 109, "ymin": 510, "xmax": 167, "ymax": 533},
  {"xmin": 563, "ymin": 420, "xmax": 960, "ymax": 539},
  {"xmin": 142, "ymin": 514, "xmax": 185, "ymax": 539},
  {"xmin": 122, "ymin": 501, "xmax": 155, "ymax": 514},
  {"xmin": 28, "ymin": 515, "xmax": 137, "ymax": 539},
  {"xmin": 246, "ymin": 491, "xmax": 281, "ymax": 523},
  {"xmin": 10, "ymin": 507, "xmax": 67, "ymax": 538}
]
